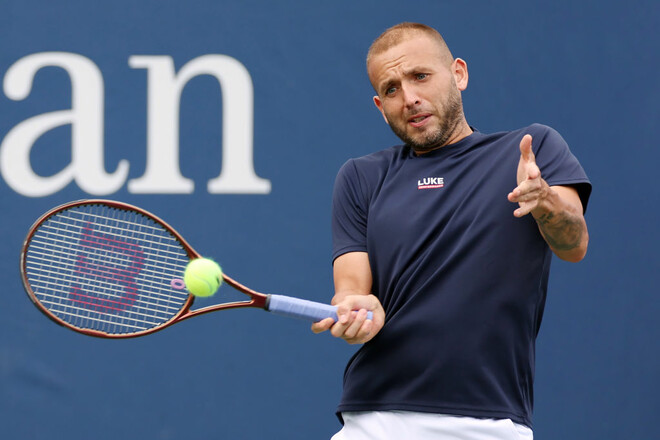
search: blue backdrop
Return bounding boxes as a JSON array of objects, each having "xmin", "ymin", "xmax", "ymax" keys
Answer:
[{"xmin": 1, "ymin": 1, "xmax": 658, "ymax": 439}]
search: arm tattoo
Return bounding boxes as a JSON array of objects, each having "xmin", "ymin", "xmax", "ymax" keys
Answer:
[{"xmin": 536, "ymin": 211, "xmax": 584, "ymax": 251}]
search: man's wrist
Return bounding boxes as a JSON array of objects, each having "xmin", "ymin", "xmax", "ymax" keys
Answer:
[{"xmin": 530, "ymin": 180, "xmax": 555, "ymax": 222}]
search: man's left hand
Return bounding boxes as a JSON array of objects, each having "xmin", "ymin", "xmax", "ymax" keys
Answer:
[{"xmin": 508, "ymin": 134, "xmax": 550, "ymax": 218}]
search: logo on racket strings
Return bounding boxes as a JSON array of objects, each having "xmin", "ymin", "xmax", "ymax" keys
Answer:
[{"xmin": 70, "ymin": 223, "xmax": 145, "ymax": 314}]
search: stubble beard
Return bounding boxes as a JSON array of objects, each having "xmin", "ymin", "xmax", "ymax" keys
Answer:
[{"xmin": 388, "ymin": 87, "xmax": 466, "ymax": 153}]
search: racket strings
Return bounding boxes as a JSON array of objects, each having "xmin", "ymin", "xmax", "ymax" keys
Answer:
[
  {"xmin": 28, "ymin": 233, "xmax": 187, "ymax": 292},
  {"xmin": 26, "ymin": 266, "xmax": 182, "ymax": 312},
  {"xmin": 24, "ymin": 204, "xmax": 191, "ymax": 335}
]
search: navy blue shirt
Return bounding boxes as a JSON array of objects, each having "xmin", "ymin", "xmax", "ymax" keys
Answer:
[{"xmin": 331, "ymin": 124, "xmax": 591, "ymax": 428}]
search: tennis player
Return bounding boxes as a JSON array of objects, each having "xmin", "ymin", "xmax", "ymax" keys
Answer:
[{"xmin": 312, "ymin": 22, "xmax": 591, "ymax": 439}]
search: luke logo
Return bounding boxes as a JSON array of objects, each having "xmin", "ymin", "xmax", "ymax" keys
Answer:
[{"xmin": 417, "ymin": 177, "xmax": 444, "ymax": 189}]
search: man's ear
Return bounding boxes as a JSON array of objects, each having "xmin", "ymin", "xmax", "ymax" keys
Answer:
[
  {"xmin": 373, "ymin": 95, "xmax": 389, "ymax": 124},
  {"xmin": 453, "ymin": 58, "xmax": 469, "ymax": 91}
]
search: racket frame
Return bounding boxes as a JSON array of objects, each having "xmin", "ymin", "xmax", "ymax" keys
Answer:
[{"xmin": 20, "ymin": 199, "xmax": 272, "ymax": 338}]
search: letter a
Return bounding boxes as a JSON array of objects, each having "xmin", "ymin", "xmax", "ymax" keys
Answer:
[{"xmin": 1, "ymin": 52, "xmax": 128, "ymax": 197}]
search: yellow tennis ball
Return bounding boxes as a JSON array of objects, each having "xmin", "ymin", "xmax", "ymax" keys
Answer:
[{"xmin": 184, "ymin": 258, "xmax": 223, "ymax": 297}]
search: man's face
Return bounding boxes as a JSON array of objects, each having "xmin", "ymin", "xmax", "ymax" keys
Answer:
[{"xmin": 368, "ymin": 34, "xmax": 468, "ymax": 152}]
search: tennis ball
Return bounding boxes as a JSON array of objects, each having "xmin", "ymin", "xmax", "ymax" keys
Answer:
[{"xmin": 184, "ymin": 258, "xmax": 223, "ymax": 297}]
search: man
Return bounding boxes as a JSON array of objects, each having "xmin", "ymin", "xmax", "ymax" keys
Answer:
[{"xmin": 312, "ymin": 23, "xmax": 591, "ymax": 439}]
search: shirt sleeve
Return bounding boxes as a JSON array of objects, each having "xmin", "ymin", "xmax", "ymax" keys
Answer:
[
  {"xmin": 530, "ymin": 124, "xmax": 592, "ymax": 213},
  {"xmin": 331, "ymin": 159, "xmax": 369, "ymax": 262}
]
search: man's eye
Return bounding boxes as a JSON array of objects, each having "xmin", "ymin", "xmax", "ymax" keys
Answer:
[
  {"xmin": 385, "ymin": 87, "xmax": 397, "ymax": 95},
  {"xmin": 416, "ymin": 73, "xmax": 428, "ymax": 80}
]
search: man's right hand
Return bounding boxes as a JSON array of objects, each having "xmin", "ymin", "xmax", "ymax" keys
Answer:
[{"xmin": 312, "ymin": 293, "xmax": 385, "ymax": 344}]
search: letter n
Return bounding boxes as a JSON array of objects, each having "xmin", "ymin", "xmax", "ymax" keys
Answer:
[{"xmin": 127, "ymin": 55, "xmax": 271, "ymax": 194}]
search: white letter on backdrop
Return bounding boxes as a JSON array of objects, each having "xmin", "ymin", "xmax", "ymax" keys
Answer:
[
  {"xmin": 1, "ymin": 52, "xmax": 129, "ymax": 197},
  {"xmin": 127, "ymin": 55, "xmax": 271, "ymax": 194}
]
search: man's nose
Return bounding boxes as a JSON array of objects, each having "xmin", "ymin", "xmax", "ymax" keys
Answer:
[{"xmin": 400, "ymin": 84, "xmax": 421, "ymax": 108}]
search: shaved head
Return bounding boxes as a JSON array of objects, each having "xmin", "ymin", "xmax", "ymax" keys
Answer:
[{"xmin": 367, "ymin": 23, "xmax": 454, "ymax": 84}]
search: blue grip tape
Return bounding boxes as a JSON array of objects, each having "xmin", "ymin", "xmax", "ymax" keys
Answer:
[{"xmin": 267, "ymin": 294, "xmax": 373, "ymax": 322}]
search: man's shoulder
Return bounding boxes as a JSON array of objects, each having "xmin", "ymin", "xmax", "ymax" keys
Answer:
[
  {"xmin": 475, "ymin": 124, "xmax": 565, "ymax": 154},
  {"xmin": 481, "ymin": 123, "xmax": 557, "ymax": 140},
  {"xmin": 354, "ymin": 144, "xmax": 405, "ymax": 163},
  {"xmin": 339, "ymin": 144, "xmax": 405, "ymax": 174}
]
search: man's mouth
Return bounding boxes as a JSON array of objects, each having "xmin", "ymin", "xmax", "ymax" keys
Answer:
[{"xmin": 408, "ymin": 114, "xmax": 431, "ymax": 127}]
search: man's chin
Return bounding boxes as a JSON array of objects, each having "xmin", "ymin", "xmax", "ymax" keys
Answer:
[{"xmin": 390, "ymin": 124, "xmax": 448, "ymax": 152}]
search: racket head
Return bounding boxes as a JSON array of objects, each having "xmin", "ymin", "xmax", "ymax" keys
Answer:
[{"xmin": 21, "ymin": 199, "xmax": 199, "ymax": 338}]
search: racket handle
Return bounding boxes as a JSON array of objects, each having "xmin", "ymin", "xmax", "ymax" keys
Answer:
[{"xmin": 266, "ymin": 294, "xmax": 373, "ymax": 322}]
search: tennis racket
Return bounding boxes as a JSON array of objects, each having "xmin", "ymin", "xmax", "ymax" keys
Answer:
[{"xmin": 20, "ymin": 199, "xmax": 369, "ymax": 338}]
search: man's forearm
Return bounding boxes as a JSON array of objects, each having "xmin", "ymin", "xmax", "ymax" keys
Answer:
[{"xmin": 533, "ymin": 186, "xmax": 588, "ymax": 262}]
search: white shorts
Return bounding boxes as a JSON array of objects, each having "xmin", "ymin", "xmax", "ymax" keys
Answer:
[{"xmin": 331, "ymin": 411, "xmax": 533, "ymax": 440}]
